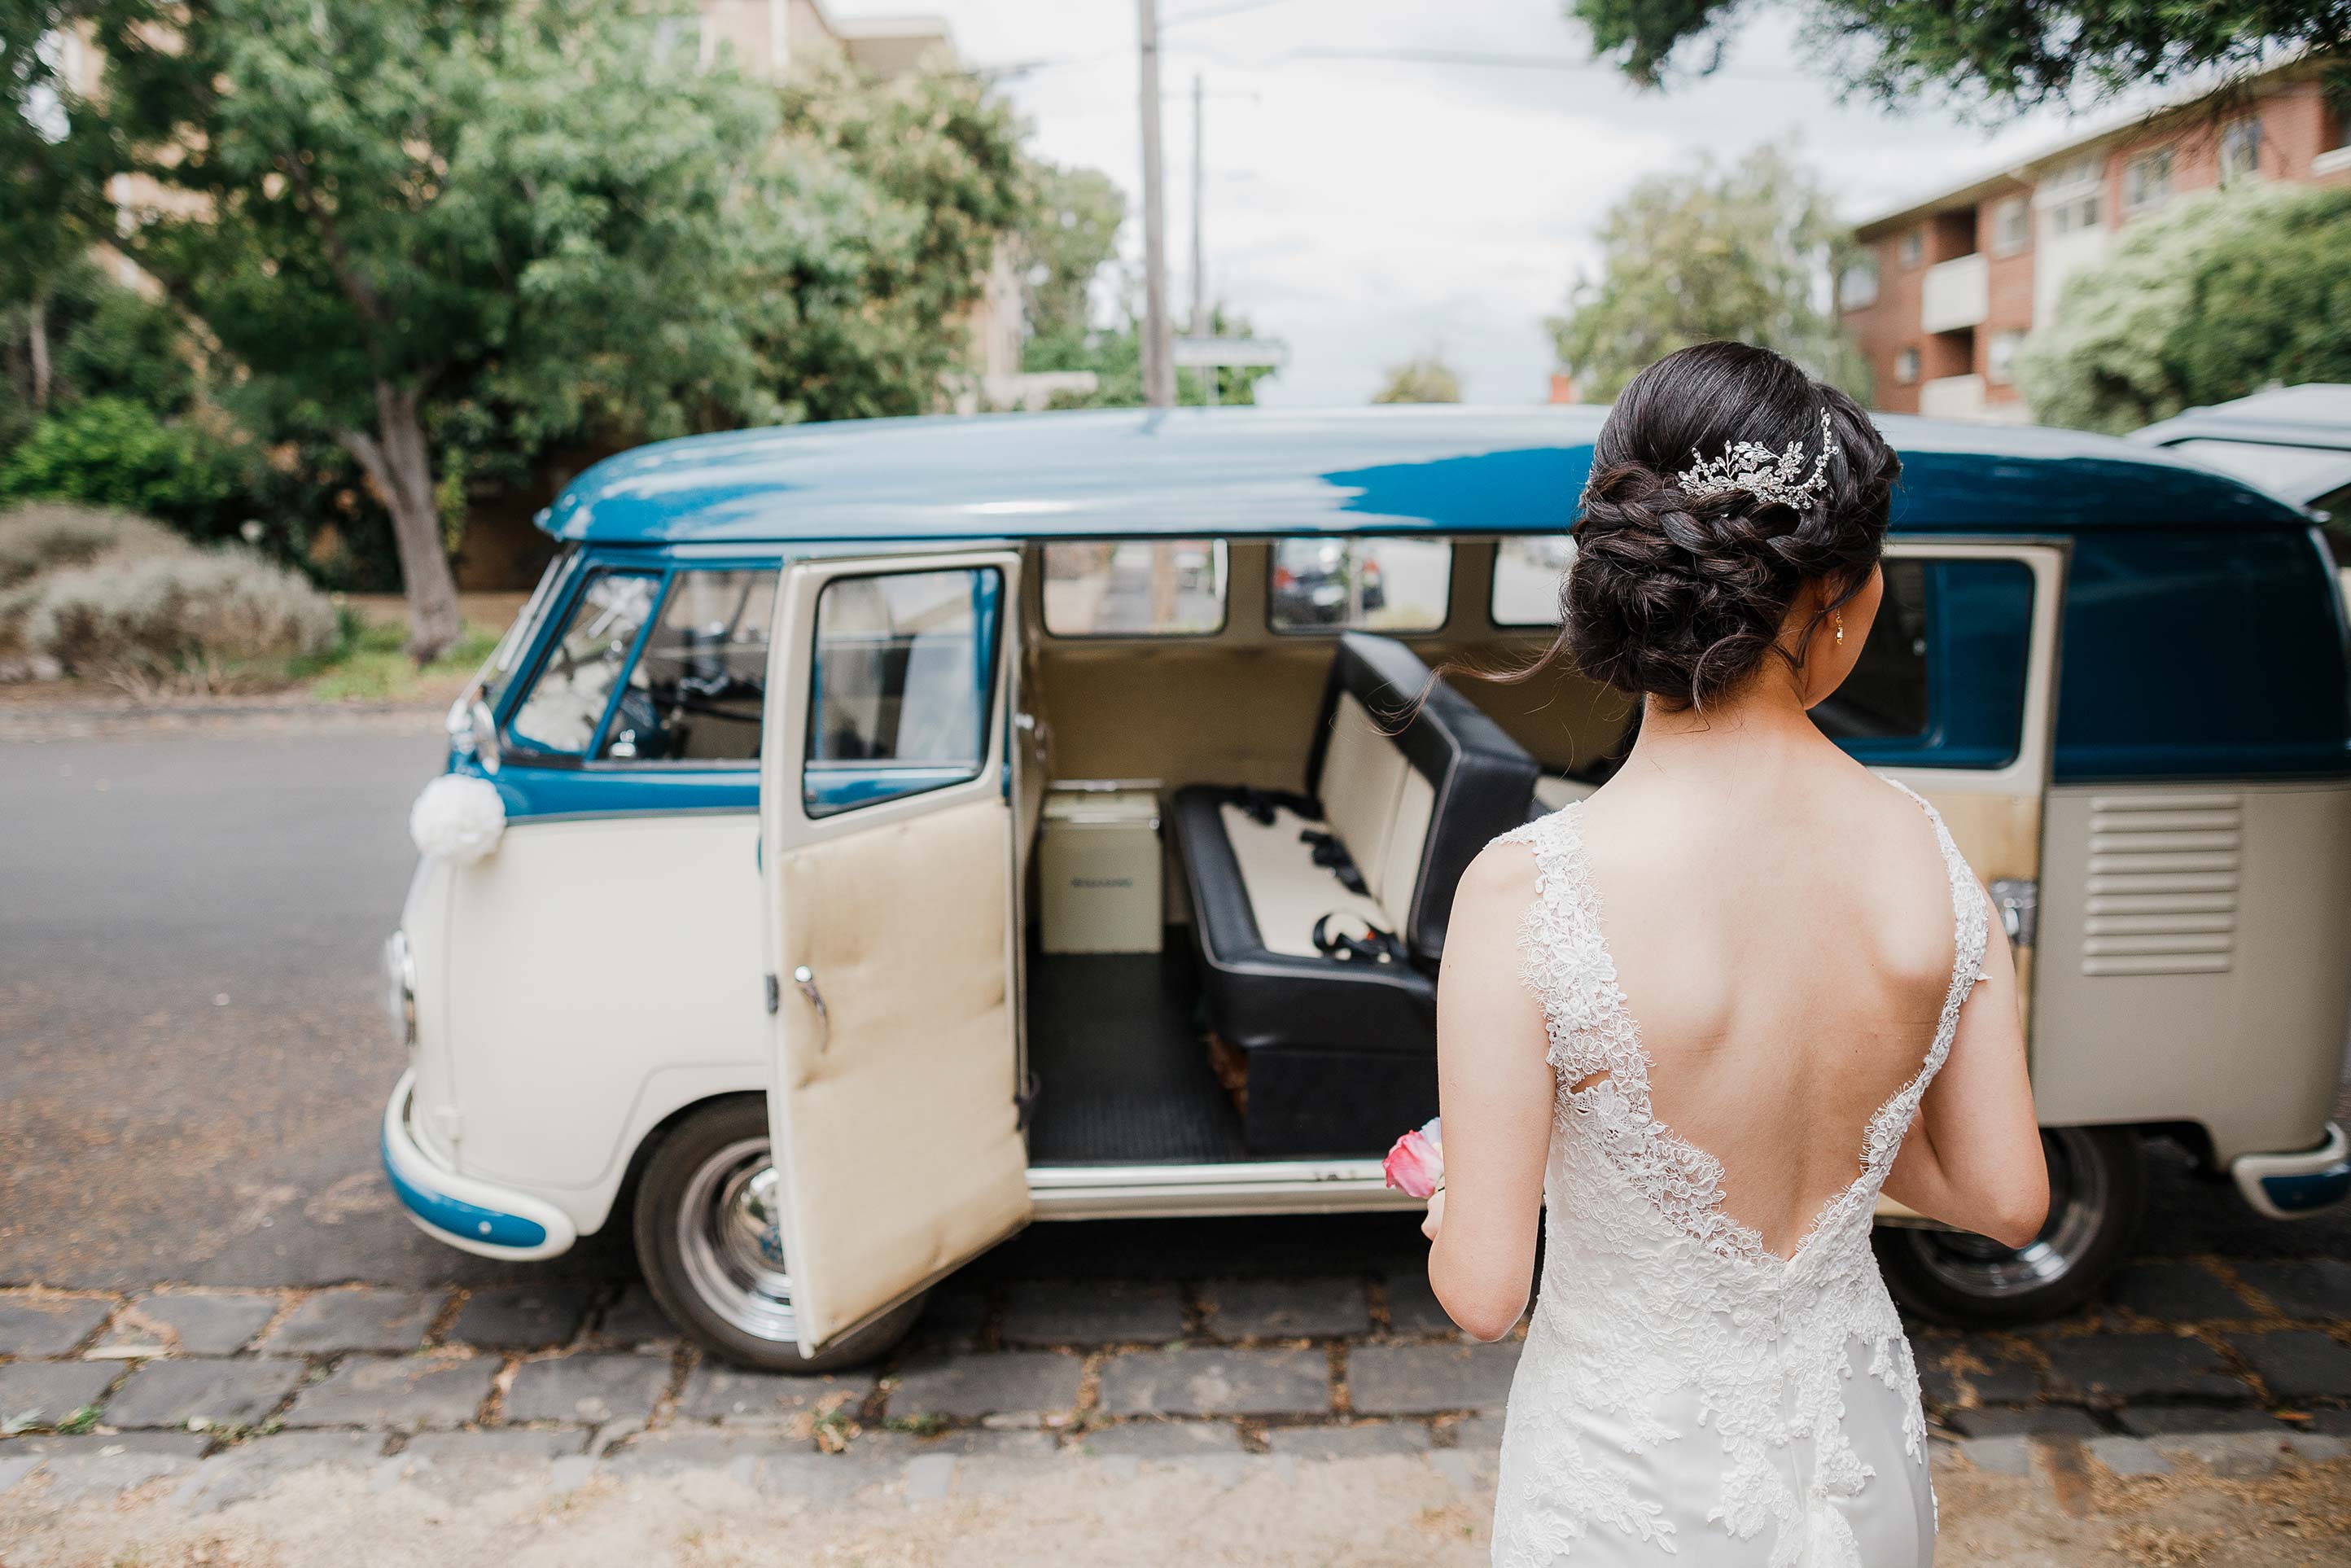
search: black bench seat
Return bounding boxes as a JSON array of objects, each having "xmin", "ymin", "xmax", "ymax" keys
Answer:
[{"xmin": 1170, "ymin": 634, "xmax": 1540, "ymax": 1154}]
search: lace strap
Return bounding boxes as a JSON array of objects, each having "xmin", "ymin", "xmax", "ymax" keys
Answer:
[
  {"xmin": 1880, "ymin": 779, "xmax": 1994, "ymax": 1097},
  {"xmin": 1496, "ymin": 807, "xmax": 1626, "ymax": 1084}
]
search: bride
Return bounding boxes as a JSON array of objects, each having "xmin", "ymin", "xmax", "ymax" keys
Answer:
[{"xmin": 1422, "ymin": 341, "xmax": 2049, "ymax": 1566}]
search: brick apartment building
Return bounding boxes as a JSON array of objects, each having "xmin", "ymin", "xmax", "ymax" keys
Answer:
[{"xmin": 1841, "ymin": 59, "xmax": 2351, "ymax": 422}]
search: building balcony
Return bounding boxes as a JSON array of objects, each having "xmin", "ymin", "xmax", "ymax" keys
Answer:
[
  {"xmin": 1919, "ymin": 374, "xmax": 1988, "ymax": 420},
  {"xmin": 1920, "ymin": 253, "xmax": 1990, "ymax": 334}
]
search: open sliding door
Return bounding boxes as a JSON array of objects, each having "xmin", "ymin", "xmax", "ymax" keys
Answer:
[
  {"xmin": 1827, "ymin": 539, "xmax": 2066, "ymax": 1229},
  {"xmin": 759, "ymin": 550, "xmax": 1028, "ymax": 1357}
]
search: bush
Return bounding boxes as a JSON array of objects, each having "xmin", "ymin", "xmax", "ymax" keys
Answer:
[
  {"xmin": 22, "ymin": 541, "xmax": 339, "ymax": 678},
  {"xmin": 2017, "ymin": 183, "xmax": 2351, "ymax": 433},
  {"xmin": 0, "ymin": 397, "xmax": 244, "ymax": 534},
  {"xmin": 0, "ymin": 501, "xmax": 192, "ymax": 589}
]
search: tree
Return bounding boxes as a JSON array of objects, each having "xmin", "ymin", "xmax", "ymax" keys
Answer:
[
  {"xmin": 2015, "ymin": 183, "xmax": 2351, "ymax": 433},
  {"xmin": 1027, "ymin": 304, "xmax": 1277, "ymax": 409},
  {"xmin": 81, "ymin": 1, "xmax": 1031, "ymax": 658},
  {"xmin": 1548, "ymin": 142, "xmax": 1866, "ymax": 404},
  {"xmin": 1570, "ymin": 1, "xmax": 2351, "ymax": 111},
  {"xmin": 1011, "ymin": 172, "xmax": 1277, "ymax": 410},
  {"xmin": 1018, "ymin": 162, "xmax": 1126, "ymax": 350},
  {"xmin": 1372, "ymin": 353, "xmax": 1463, "ymax": 404},
  {"xmin": 0, "ymin": 3, "xmax": 122, "ymax": 415}
]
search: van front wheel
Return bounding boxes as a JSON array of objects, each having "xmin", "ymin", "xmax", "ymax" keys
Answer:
[
  {"xmin": 633, "ymin": 1096, "xmax": 923, "ymax": 1373},
  {"xmin": 1876, "ymin": 1125, "xmax": 2147, "ymax": 1325}
]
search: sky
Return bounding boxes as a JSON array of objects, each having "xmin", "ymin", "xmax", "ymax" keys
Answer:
[{"xmin": 826, "ymin": 0, "xmax": 2147, "ymax": 407}]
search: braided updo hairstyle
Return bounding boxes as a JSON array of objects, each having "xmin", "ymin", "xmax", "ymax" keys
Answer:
[{"xmin": 1565, "ymin": 341, "xmax": 1899, "ymax": 710}]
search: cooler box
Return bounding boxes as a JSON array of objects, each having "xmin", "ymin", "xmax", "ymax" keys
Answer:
[{"xmin": 1039, "ymin": 788, "xmax": 1163, "ymax": 954}]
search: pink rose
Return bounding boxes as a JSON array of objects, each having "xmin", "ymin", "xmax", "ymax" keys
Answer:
[{"xmin": 1383, "ymin": 1117, "xmax": 1445, "ymax": 1199}]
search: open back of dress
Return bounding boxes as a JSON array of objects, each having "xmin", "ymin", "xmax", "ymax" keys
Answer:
[{"xmin": 1488, "ymin": 781, "xmax": 1989, "ymax": 1568}]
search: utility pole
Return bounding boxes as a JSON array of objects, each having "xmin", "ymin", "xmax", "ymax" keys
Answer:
[
  {"xmin": 1191, "ymin": 72, "xmax": 1214, "ymax": 408},
  {"xmin": 1137, "ymin": 0, "xmax": 1175, "ymax": 408}
]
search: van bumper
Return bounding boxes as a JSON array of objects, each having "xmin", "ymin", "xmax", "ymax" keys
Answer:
[
  {"xmin": 2231, "ymin": 1120, "xmax": 2351, "ymax": 1220},
  {"xmin": 380, "ymin": 1069, "xmax": 577, "ymax": 1261}
]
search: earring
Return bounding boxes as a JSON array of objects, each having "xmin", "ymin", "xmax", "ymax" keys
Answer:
[{"xmin": 1832, "ymin": 611, "xmax": 1845, "ymax": 647}]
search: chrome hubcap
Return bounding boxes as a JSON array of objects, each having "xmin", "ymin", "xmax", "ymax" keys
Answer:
[
  {"xmin": 676, "ymin": 1136, "xmax": 797, "ymax": 1342},
  {"xmin": 1898, "ymin": 1127, "xmax": 2109, "ymax": 1299}
]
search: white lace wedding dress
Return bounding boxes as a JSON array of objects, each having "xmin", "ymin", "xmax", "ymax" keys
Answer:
[{"xmin": 1488, "ymin": 784, "xmax": 1987, "ymax": 1566}]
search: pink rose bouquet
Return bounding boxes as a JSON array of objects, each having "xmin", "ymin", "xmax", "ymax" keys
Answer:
[{"xmin": 1383, "ymin": 1117, "xmax": 1445, "ymax": 1199}]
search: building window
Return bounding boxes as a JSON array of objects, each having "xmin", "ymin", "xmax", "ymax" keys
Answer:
[
  {"xmin": 1987, "ymin": 329, "xmax": 2025, "ymax": 387},
  {"xmin": 1838, "ymin": 256, "xmax": 1880, "ymax": 310},
  {"xmin": 1990, "ymin": 196, "xmax": 2030, "ymax": 256},
  {"xmin": 1896, "ymin": 348, "xmax": 1920, "ymax": 385},
  {"xmin": 2220, "ymin": 116, "xmax": 2264, "ymax": 183},
  {"xmin": 1899, "ymin": 228, "xmax": 1924, "ymax": 267},
  {"xmin": 2123, "ymin": 148, "xmax": 2174, "ymax": 214},
  {"xmin": 2038, "ymin": 155, "xmax": 2104, "ymax": 237}
]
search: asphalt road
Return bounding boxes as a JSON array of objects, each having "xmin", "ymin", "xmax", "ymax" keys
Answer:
[
  {"xmin": 0, "ymin": 721, "xmax": 523, "ymax": 1290},
  {"xmin": 2, "ymin": 717, "xmax": 2344, "ymax": 1301}
]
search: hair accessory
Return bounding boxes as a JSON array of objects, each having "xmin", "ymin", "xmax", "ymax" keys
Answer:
[{"xmin": 1675, "ymin": 410, "xmax": 1838, "ymax": 512}]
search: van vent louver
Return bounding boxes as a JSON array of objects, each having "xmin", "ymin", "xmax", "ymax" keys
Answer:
[{"xmin": 2080, "ymin": 791, "xmax": 2241, "ymax": 976}]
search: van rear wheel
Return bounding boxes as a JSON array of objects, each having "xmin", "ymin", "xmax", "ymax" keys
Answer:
[
  {"xmin": 633, "ymin": 1096, "xmax": 923, "ymax": 1373},
  {"xmin": 1876, "ymin": 1125, "xmax": 2146, "ymax": 1325}
]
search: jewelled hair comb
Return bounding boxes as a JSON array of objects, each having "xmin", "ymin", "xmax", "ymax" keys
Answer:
[{"xmin": 1675, "ymin": 411, "xmax": 1837, "ymax": 511}]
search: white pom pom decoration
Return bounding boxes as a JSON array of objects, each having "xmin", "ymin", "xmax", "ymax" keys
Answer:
[{"xmin": 409, "ymin": 773, "xmax": 508, "ymax": 865}]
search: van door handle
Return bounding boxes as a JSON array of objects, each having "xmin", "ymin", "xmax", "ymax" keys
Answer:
[{"xmin": 791, "ymin": 965, "xmax": 831, "ymax": 1051}]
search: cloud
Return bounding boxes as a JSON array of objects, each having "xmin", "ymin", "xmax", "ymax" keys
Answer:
[{"xmin": 830, "ymin": 0, "xmax": 2139, "ymax": 405}]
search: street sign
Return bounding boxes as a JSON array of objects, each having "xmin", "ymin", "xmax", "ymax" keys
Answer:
[{"xmin": 1172, "ymin": 335, "xmax": 1288, "ymax": 369}]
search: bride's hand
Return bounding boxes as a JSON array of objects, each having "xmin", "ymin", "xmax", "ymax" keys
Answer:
[{"xmin": 1421, "ymin": 1188, "xmax": 1446, "ymax": 1242}]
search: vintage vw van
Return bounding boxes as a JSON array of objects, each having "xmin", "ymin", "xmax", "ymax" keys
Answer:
[{"xmin": 380, "ymin": 406, "xmax": 2351, "ymax": 1371}]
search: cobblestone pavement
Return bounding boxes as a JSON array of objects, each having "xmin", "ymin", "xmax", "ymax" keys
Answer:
[{"xmin": 2, "ymin": 1246, "xmax": 2349, "ymax": 1563}]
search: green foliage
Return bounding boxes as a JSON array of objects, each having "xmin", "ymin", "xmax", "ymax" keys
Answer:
[
  {"xmin": 1373, "ymin": 354, "xmax": 1464, "ymax": 405},
  {"xmin": 1548, "ymin": 142, "xmax": 1867, "ymax": 404},
  {"xmin": 52, "ymin": 282, "xmax": 198, "ymax": 417},
  {"xmin": 1569, "ymin": 0, "xmax": 2351, "ymax": 111},
  {"xmin": 2015, "ymin": 183, "xmax": 2351, "ymax": 433},
  {"xmin": 300, "ymin": 611, "xmax": 498, "ymax": 702},
  {"xmin": 0, "ymin": 397, "xmax": 243, "ymax": 529},
  {"xmin": 1027, "ymin": 304, "xmax": 1276, "ymax": 409},
  {"xmin": 0, "ymin": 263, "xmax": 198, "ymax": 425},
  {"xmin": 1019, "ymin": 162, "xmax": 1127, "ymax": 348}
]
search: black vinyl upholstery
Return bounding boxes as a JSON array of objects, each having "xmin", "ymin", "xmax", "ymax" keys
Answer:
[{"xmin": 1170, "ymin": 634, "xmax": 1540, "ymax": 1154}]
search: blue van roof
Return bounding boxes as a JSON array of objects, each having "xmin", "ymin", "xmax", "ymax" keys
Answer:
[{"xmin": 541, "ymin": 404, "xmax": 2309, "ymax": 545}]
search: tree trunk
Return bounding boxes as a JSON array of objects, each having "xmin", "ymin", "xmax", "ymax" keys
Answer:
[
  {"xmin": 337, "ymin": 381, "xmax": 463, "ymax": 663},
  {"xmin": 27, "ymin": 293, "xmax": 50, "ymax": 410}
]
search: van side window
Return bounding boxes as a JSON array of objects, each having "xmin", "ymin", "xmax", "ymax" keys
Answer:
[
  {"xmin": 599, "ymin": 569, "xmax": 777, "ymax": 763},
  {"xmin": 507, "ymin": 572, "xmax": 662, "ymax": 756},
  {"xmin": 805, "ymin": 567, "xmax": 999, "ymax": 817},
  {"xmin": 1816, "ymin": 557, "xmax": 2038, "ymax": 769},
  {"xmin": 1270, "ymin": 537, "xmax": 1450, "ymax": 632},
  {"xmin": 1815, "ymin": 558, "xmax": 1930, "ymax": 741},
  {"xmin": 1492, "ymin": 536, "xmax": 1573, "ymax": 625},
  {"xmin": 1042, "ymin": 540, "xmax": 1227, "ymax": 636}
]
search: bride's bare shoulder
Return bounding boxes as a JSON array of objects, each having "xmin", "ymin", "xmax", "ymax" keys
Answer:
[{"xmin": 1454, "ymin": 829, "xmax": 1545, "ymax": 918}]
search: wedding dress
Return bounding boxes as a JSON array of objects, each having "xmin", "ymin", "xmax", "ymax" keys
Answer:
[{"xmin": 1488, "ymin": 783, "xmax": 1988, "ymax": 1566}]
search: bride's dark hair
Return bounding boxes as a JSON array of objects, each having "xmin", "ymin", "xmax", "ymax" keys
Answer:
[{"xmin": 1560, "ymin": 341, "xmax": 1898, "ymax": 711}]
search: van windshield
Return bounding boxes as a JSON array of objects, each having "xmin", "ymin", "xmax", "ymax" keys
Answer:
[{"xmin": 479, "ymin": 549, "xmax": 575, "ymax": 714}]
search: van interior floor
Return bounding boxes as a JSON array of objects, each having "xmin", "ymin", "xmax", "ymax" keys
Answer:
[{"xmin": 1023, "ymin": 935, "xmax": 1249, "ymax": 1165}]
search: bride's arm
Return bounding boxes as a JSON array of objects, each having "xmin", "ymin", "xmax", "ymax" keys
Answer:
[
  {"xmin": 1426, "ymin": 843, "xmax": 1556, "ymax": 1342},
  {"xmin": 1882, "ymin": 885, "xmax": 2050, "ymax": 1248}
]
